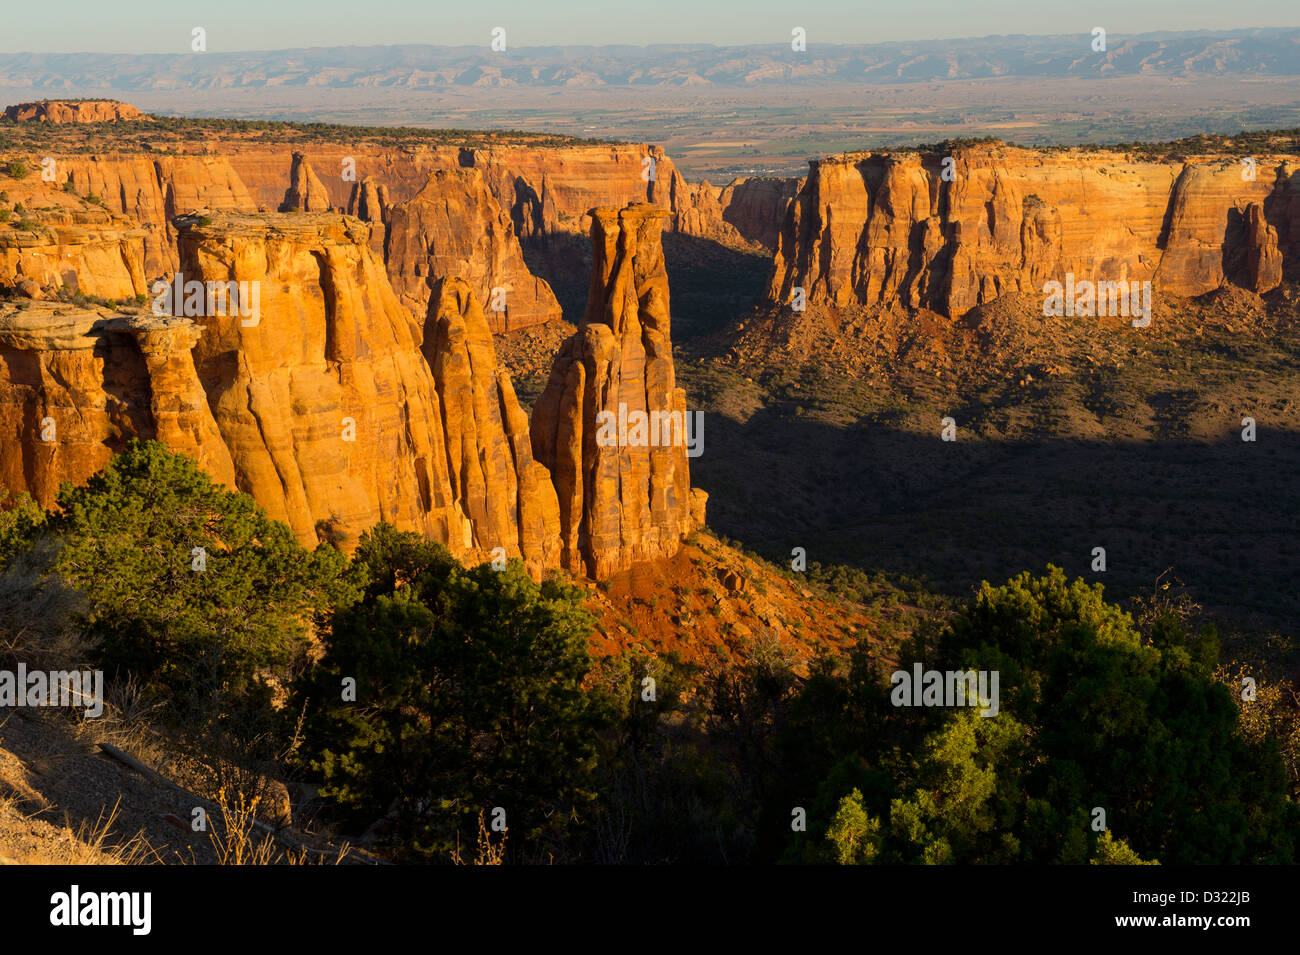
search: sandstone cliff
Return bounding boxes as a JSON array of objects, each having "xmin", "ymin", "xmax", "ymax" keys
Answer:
[
  {"xmin": 38, "ymin": 143, "xmax": 768, "ymax": 321},
  {"xmin": 718, "ymin": 177, "xmax": 802, "ymax": 249},
  {"xmin": 60, "ymin": 155, "xmax": 259, "ymax": 275},
  {"xmin": 423, "ymin": 277, "xmax": 560, "ymax": 573},
  {"xmin": 3, "ymin": 100, "xmax": 145, "ymax": 123},
  {"xmin": 0, "ymin": 178, "xmax": 149, "ymax": 301},
  {"xmin": 462, "ymin": 145, "xmax": 683, "ymax": 237},
  {"xmin": 172, "ymin": 210, "xmax": 559, "ymax": 571},
  {"xmin": 530, "ymin": 203, "xmax": 701, "ymax": 579},
  {"xmin": 0, "ymin": 209, "xmax": 567, "ymax": 575},
  {"xmin": 346, "ymin": 177, "xmax": 389, "ymax": 255},
  {"xmin": 384, "ymin": 169, "xmax": 562, "ymax": 332},
  {"xmin": 769, "ymin": 144, "xmax": 1300, "ymax": 316},
  {"xmin": 0, "ymin": 303, "xmax": 234, "ymax": 507}
]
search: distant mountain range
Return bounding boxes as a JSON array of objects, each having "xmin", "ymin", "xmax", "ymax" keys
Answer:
[{"xmin": 2, "ymin": 29, "xmax": 1299, "ymax": 91}]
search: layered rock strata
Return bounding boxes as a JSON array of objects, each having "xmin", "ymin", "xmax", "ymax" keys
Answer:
[
  {"xmin": 530, "ymin": 203, "xmax": 700, "ymax": 578},
  {"xmin": 0, "ymin": 180, "xmax": 149, "ymax": 301},
  {"xmin": 0, "ymin": 302, "xmax": 234, "ymax": 507},
  {"xmin": 384, "ymin": 169, "xmax": 562, "ymax": 332},
  {"xmin": 173, "ymin": 210, "xmax": 558, "ymax": 571},
  {"xmin": 769, "ymin": 144, "xmax": 1300, "ymax": 316},
  {"xmin": 0, "ymin": 204, "xmax": 697, "ymax": 581}
]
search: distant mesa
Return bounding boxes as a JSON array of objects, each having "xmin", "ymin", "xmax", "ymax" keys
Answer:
[{"xmin": 3, "ymin": 99, "xmax": 146, "ymax": 123}]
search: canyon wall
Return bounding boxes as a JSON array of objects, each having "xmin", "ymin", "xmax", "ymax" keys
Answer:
[
  {"xmin": 383, "ymin": 168, "xmax": 562, "ymax": 332},
  {"xmin": 173, "ymin": 210, "xmax": 559, "ymax": 572},
  {"xmin": 0, "ymin": 177, "xmax": 149, "ymax": 301},
  {"xmin": 719, "ymin": 177, "xmax": 803, "ymax": 250},
  {"xmin": 21, "ymin": 138, "xmax": 786, "ymax": 337},
  {"xmin": 769, "ymin": 145, "xmax": 1300, "ymax": 316},
  {"xmin": 0, "ymin": 302, "xmax": 235, "ymax": 507},
  {"xmin": 530, "ymin": 203, "xmax": 702, "ymax": 579},
  {"xmin": 0, "ymin": 202, "xmax": 695, "ymax": 580},
  {"xmin": 59, "ymin": 154, "xmax": 259, "ymax": 276}
]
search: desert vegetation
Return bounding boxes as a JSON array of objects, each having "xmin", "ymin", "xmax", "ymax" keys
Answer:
[{"xmin": 2, "ymin": 441, "xmax": 1295, "ymax": 864}]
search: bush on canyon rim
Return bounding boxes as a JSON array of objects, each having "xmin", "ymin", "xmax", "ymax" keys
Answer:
[
  {"xmin": 293, "ymin": 524, "xmax": 600, "ymax": 862},
  {"xmin": 35, "ymin": 440, "xmax": 352, "ymax": 712}
]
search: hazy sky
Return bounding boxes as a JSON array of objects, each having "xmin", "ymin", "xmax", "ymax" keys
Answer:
[{"xmin": 2, "ymin": 0, "xmax": 1297, "ymax": 53}]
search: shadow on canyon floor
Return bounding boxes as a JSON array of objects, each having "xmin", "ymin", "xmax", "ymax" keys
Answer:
[{"xmin": 687, "ymin": 400, "xmax": 1300, "ymax": 648}]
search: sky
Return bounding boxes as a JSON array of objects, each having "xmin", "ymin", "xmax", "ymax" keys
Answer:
[{"xmin": 1, "ymin": 0, "xmax": 1297, "ymax": 53}]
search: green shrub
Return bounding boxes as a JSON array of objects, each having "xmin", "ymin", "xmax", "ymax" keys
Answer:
[
  {"xmin": 295, "ymin": 524, "xmax": 600, "ymax": 862},
  {"xmin": 48, "ymin": 439, "xmax": 353, "ymax": 707},
  {"xmin": 778, "ymin": 567, "xmax": 1299, "ymax": 865}
]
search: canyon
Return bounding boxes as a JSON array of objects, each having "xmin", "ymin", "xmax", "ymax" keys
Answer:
[{"xmin": 3, "ymin": 103, "xmax": 1300, "ymax": 587}]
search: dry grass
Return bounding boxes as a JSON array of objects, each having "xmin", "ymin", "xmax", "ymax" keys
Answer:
[
  {"xmin": 68, "ymin": 798, "xmax": 160, "ymax": 864},
  {"xmin": 198, "ymin": 786, "xmax": 349, "ymax": 865},
  {"xmin": 0, "ymin": 792, "xmax": 159, "ymax": 865},
  {"xmin": 451, "ymin": 811, "xmax": 507, "ymax": 865}
]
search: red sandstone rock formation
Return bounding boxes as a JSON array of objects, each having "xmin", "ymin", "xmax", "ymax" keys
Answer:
[
  {"xmin": 423, "ymin": 277, "xmax": 560, "ymax": 573},
  {"xmin": 1240, "ymin": 201, "xmax": 1283, "ymax": 293},
  {"xmin": 530, "ymin": 203, "xmax": 701, "ymax": 579},
  {"xmin": 0, "ymin": 178, "xmax": 148, "ymax": 300},
  {"xmin": 60, "ymin": 155, "xmax": 259, "ymax": 275},
  {"xmin": 718, "ymin": 176, "xmax": 802, "ymax": 249},
  {"xmin": 170, "ymin": 210, "xmax": 558, "ymax": 572},
  {"xmin": 279, "ymin": 153, "xmax": 333, "ymax": 213},
  {"xmin": 41, "ymin": 144, "xmax": 771, "ymax": 307},
  {"xmin": 0, "ymin": 303, "xmax": 234, "ymax": 507},
  {"xmin": 346, "ymin": 176, "xmax": 390, "ymax": 255},
  {"xmin": 769, "ymin": 144, "xmax": 1300, "ymax": 316},
  {"xmin": 384, "ymin": 169, "xmax": 562, "ymax": 332},
  {"xmin": 463, "ymin": 145, "xmax": 682, "ymax": 237},
  {"xmin": 671, "ymin": 179, "xmax": 750, "ymax": 247},
  {"xmin": 0, "ymin": 202, "xmax": 699, "ymax": 580}
]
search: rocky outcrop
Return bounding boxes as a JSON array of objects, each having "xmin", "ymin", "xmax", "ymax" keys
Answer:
[
  {"xmin": 719, "ymin": 177, "xmax": 801, "ymax": 249},
  {"xmin": 769, "ymin": 144, "xmax": 1300, "ymax": 316},
  {"xmin": 423, "ymin": 277, "xmax": 560, "ymax": 572},
  {"xmin": 384, "ymin": 169, "xmax": 562, "ymax": 332},
  {"xmin": 530, "ymin": 203, "xmax": 699, "ymax": 579},
  {"xmin": 0, "ymin": 199, "xmax": 701, "ymax": 580},
  {"xmin": 462, "ymin": 145, "xmax": 688, "ymax": 237},
  {"xmin": 60, "ymin": 155, "xmax": 258, "ymax": 275},
  {"xmin": 3, "ymin": 100, "xmax": 145, "ymax": 123},
  {"xmin": 346, "ymin": 177, "xmax": 390, "ymax": 255},
  {"xmin": 226, "ymin": 148, "xmax": 461, "ymax": 212},
  {"xmin": 0, "ymin": 302, "xmax": 234, "ymax": 507},
  {"xmin": 1238, "ymin": 201, "xmax": 1283, "ymax": 293},
  {"xmin": 172, "ymin": 210, "xmax": 558, "ymax": 571},
  {"xmin": 671, "ymin": 179, "xmax": 749, "ymax": 247},
  {"xmin": 279, "ymin": 153, "xmax": 332, "ymax": 213},
  {"xmin": 225, "ymin": 145, "xmax": 683, "ymax": 234},
  {"xmin": 0, "ymin": 180, "xmax": 149, "ymax": 301}
]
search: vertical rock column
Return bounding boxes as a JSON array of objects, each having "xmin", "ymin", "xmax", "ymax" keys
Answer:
[
  {"xmin": 530, "ymin": 202, "xmax": 699, "ymax": 579},
  {"xmin": 423, "ymin": 277, "xmax": 560, "ymax": 576}
]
